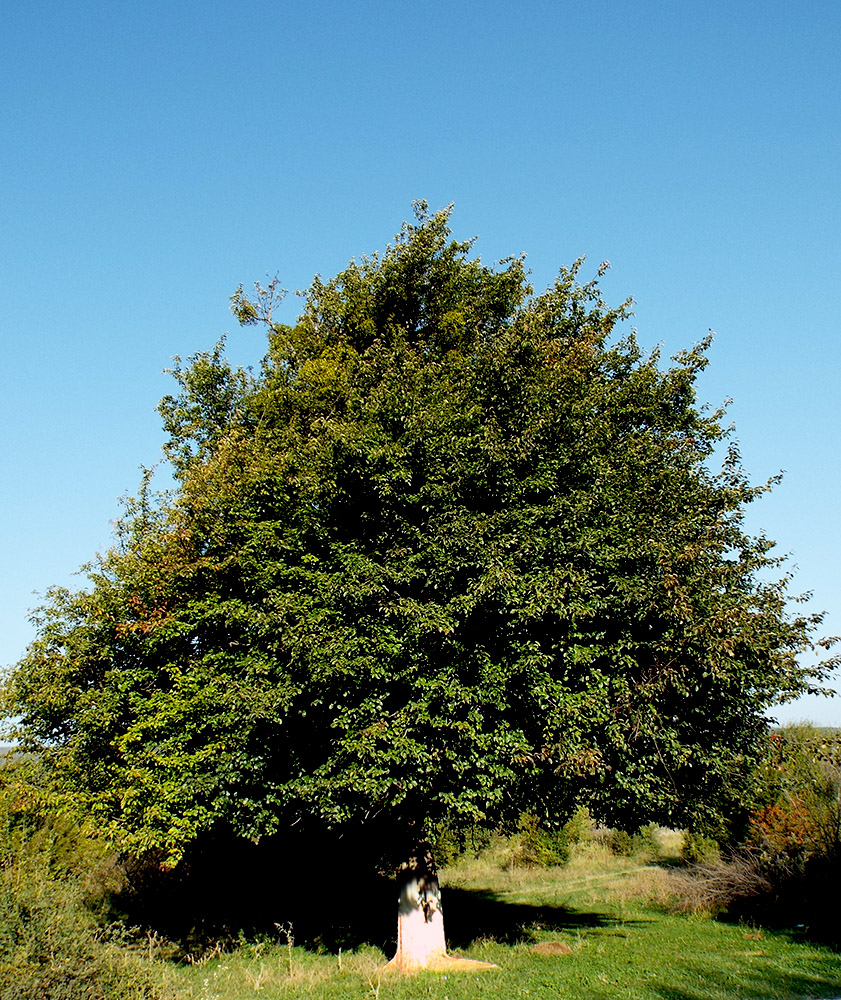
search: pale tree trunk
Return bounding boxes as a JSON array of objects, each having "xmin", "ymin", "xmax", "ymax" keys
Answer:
[
  {"xmin": 385, "ymin": 843, "xmax": 496, "ymax": 974},
  {"xmin": 388, "ymin": 851, "xmax": 447, "ymax": 971}
]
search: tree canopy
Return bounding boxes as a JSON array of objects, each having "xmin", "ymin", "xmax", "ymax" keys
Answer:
[{"xmin": 4, "ymin": 203, "xmax": 833, "ymax": 868}]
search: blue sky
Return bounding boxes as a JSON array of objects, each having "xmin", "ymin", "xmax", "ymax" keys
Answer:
[{"xmin": 2, "ymin": 0, "xmax": 839, "ymax": 723}]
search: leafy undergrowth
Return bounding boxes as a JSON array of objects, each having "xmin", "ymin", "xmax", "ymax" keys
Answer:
[{"xmin": 156, "ymin": 843, "xmax": 841, "ymax": 1000}]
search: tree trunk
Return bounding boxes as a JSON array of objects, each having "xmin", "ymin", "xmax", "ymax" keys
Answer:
[
  {"xmin": 387, "ymin": 845, "xmax": 448, "ymax": 972},
  {"xmin": 384, "ymin": 842, "xmax": 497, "ymax": 974}
]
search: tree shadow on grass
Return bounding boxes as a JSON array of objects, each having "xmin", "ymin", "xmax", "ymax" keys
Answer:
[
  {"xmin": 648, "ymin": 957, "xmax": 841, "ymax": 1000},
  {"xmin": 117, "ymin": 831, "xmax": 626, "ymax": 957},
  {"xmin": 443, "ymin": 885, "xmax": 631, "ymax": 948}
]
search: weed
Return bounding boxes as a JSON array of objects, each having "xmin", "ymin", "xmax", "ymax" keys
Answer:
[
  {"xmin": 185, "ymin": 941, "xmax": 225, "ymax": 968},
  {"xmin": 242, "ymin": 962, "xmax": 271, "ymax": 991},
  {"xmin": 198, "ymin": 969, "xmax": 222, "ymax": 1000},
  {"xmin": 366, "ymin": 970, "xmax": 382, "ymax": 999},
  {"xmin": 275, "ymin": 920, "xmax": 295, "ymax": 977}
]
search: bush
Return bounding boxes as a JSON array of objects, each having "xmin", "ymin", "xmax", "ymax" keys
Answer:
[
  {"xmin": 682, "ymin": 831, "xmax": 721, "ymax": 865},
  {"xmin": 670, "ymin": 852, "xmax": 772, "ymax": 916},
  {"xmin": 668, "ymin": 728, "xmax": 841, "ymax": 939},
  {"xmin": 432, "ymin": 820, "xmax": 493, "ymax": 868},
  {"xmin": 605, "ymin": 828, "xmax": 635, "ymax": 857},
  {"xmin": 750, "ymin": 724, "xmax": 841, "ymax": 864},
  {"xmin": 0, "ymin": 766, "xmax": 162, "ymax": 999},
  {"xmin": 511, "ymin": 814, "xmax": 570, "ymax": 868},
  {"xmin": 631, "ymin": 823, "xmax": 663, "ymax": 860},
  {"xmin": 562, "ymin": 806, "xmax": 594, "ymax": 846}
]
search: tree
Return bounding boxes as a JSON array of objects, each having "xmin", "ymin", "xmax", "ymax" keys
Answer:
[{"xmin": 4, "ymin": 203, "xmax": 833, "ymax": 970}]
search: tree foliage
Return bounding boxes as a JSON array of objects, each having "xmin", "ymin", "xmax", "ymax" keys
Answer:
[{"xmin": 4, "ymin": 203, "xmax": 833, "ymax": 865}]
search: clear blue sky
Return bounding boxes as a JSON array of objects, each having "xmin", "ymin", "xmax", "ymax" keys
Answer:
[{"xmin": 2, "ymin": 0, "xmax": 839, "ymax": 724}]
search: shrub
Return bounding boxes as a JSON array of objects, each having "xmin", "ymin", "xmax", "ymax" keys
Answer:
[
  {"xmin": 669, "ymin": 728, "xmax": 841, "ymax": 938},
  {"xmin": 670, "ymin": 852, "xmax": 772, "ymax": 916},
  {"xmin": 562, "ymin": 806, "xmax": 594, "ymax": 846},
  {"xmin": 0, "ymin": 766, "xmax": 161, "ymax": 999},
  {"xmin": 432, "ymin": 820, "xmax": 493, "ymax": 868},
  {"xmin": 510, "ymin": 814, "xmax": 570, "ymax": 868},
  {"xmin": 750, "ymin": 725, "xmax": 841, "ymax": 862},
  {"xmin": 605, "ymin": 828, "xmax": 635, "ymax": 857},
  {"xmin": 631, "ymin": 823, "xmax": 663, "ymax": 860},
  {"xmin": 682, "ymin": 831, "xmax": 721, "ymax": 865}
]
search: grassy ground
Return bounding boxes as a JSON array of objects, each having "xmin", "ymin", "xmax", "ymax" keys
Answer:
[{"xmin": 155, "ymin": 841, "xmax": 841, "ymax": 1000}]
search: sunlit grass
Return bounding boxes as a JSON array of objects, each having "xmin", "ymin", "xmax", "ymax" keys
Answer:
[{"xmin": 155, "ymin": 843, "xmax": 841, "ymax": 1000}]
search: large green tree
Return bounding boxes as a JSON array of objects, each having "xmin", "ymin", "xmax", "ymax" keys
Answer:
[{"xmin": 4, "ymin": 204, "xmax": 833, "ymax": 969}]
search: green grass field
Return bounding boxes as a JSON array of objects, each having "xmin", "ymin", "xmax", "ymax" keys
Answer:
[{"xmin": 157, "ymin": 844, "xmax": 841, "ymax": 1000}]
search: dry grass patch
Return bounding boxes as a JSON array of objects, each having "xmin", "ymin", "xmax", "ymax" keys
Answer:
[{"xmin": 667, "ymin": 854, "xmax": 774, "ymax": 915}]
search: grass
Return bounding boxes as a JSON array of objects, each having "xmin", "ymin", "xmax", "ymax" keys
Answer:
[{"xmin": 153, "ymin": 841, "xmax": 841, "ymax": 1000}]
